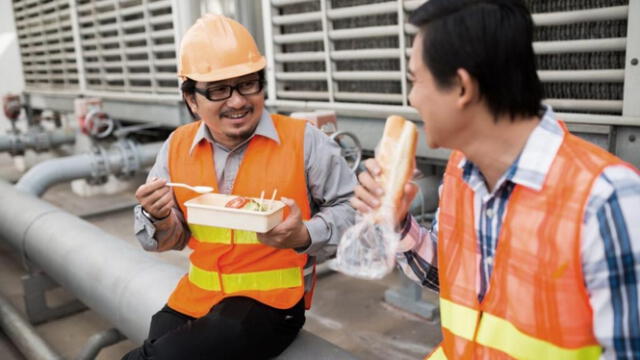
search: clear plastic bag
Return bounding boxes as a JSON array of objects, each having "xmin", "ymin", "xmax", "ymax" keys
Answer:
[
  {"xmin": 335, "ymin": 131, "xmax": 406, "ymax": 280},
  {"xmin": 335, "ymin": 211, "xmax": 400, "ymax": 280}
]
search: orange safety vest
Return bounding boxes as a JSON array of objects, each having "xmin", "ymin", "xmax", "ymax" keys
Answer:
[
  {"xmin": 427, "ymin": 122, "xmax": 638, "ymax": 360},
  {"xmin": 166, "ymin": 114, "xmax": 313, "ymax": 318}
]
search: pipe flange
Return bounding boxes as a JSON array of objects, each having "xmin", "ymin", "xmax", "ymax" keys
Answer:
[
  {"xmin": 88, "ymin": 146, "xmax": 109, "ymax": 185},
  {"xmin": 8, "ymin": 135, "xmax": 24, "ymax": 156},
  {"xmin": 111, "ymin": 140, "xmax": 140, "ymax": 179},
  {"xmin": 27, "ymin": 131, "xmax": 52, "ymax": 153}
]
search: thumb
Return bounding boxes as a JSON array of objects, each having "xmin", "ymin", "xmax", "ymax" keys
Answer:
[
  {"xmin": 401, "ymin": 182, "xmax": 419, "ymax": 215},
  {"xmin": 282, "ymin": 197, "xmax": 301, "ymax": 221}
]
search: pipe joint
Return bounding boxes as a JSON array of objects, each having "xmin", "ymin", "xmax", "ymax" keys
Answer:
[{"xmin": 110, "ymin": 139, "xmax": 142, "ymax": 180}]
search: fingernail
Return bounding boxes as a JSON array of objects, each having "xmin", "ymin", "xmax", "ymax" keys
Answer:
[{"xmin": 376, "ymin": 188, "xmax": 384, "ymax": 196}]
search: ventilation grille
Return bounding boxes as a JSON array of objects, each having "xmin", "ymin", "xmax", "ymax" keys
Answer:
[
  {"xmin": 76, "ymin": 0, "xmax": 178, "ymax": 94},
  {"xmin": 13, "ymin": 0, "xmax": 179, "ymax": 95},
  {"xmin": 13, "ymin": 0, "xmax": 79, "ymax": 90},
  {"xmin": 267, "ymin": 0, "xmax": 630, "ymax": 115}
]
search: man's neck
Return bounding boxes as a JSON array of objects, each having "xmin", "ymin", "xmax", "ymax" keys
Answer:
[{"xmin": 458, "ymin": 112, "xmax": 540, "ymax": 191}]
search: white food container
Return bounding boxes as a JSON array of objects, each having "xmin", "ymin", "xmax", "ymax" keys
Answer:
[{"xmin": 184, "ymin": 193, "xmax": 285, "ymax": 233}]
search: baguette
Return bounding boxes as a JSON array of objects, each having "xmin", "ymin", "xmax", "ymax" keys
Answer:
[{"xmin": 374, "ymin": 115, "xmax": 418, "ymax": 222}]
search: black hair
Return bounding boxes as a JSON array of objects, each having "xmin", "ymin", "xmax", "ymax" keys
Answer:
[
  {"xmin": 180, "ymin": 69, "xmax": 266, "ymax": 121},
  {"xmin": 409, "ymin": 0, "xmax": 543, "ymax": 120}
]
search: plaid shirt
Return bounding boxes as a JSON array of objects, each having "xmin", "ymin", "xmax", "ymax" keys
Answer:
[{"xmin": 397, "ymin": 107, "xmax": 640, "ymax": 359}]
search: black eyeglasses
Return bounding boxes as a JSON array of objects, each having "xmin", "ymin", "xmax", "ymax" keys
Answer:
[{"xmin": 194, "ymin": 79, "xmax": 264, "ymax": 102}]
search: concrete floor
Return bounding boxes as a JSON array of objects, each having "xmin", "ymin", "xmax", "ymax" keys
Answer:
[{"xmin": 0, "ymin": 152, "xmax": 442, "ymax": 360}]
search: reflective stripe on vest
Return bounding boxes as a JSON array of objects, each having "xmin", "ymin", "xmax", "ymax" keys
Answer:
[
  {"xmin": 439, "ymin": 298, "xmax": 602, "ymax": 360},
  {"xmin": 188, "ymin": 224, "xmax": 260, "ymax": 245},
  {"xmin": 426, "ymin": 347, "xmax": 447, "ymax": 360},
  {"xmin": 189, "ymin": 263, "xmax": 302, "ymax": 293}
]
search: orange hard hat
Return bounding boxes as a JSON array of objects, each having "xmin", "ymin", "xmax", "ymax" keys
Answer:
[{"xmin": 178, "ymin": 14, "xmax": 266, "ymax": 82}]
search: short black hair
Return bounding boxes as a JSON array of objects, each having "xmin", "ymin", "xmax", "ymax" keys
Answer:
[
  {"xmin": 180, "ymin": 70, "xmax": 266, "ymax": 121},
  {"xmin": 409, "ymin": 0, "xmax": 543, "ymax": 120}
]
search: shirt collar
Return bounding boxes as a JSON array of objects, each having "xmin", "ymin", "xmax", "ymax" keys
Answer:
[
  {"xmin": 458, "ymin": 105, "xmax": 564, "ymax": 192},
  {"xmin": 188, "ymin": 109, "xmax": 281, "ymax": 155}
]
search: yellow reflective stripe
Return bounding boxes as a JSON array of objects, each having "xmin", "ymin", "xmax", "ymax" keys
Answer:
[
  {"xmin": 222, "ymin": 267, "xmax": 302, "ymax": 293},
  {"xmin": 426, "ymin": 347, "xmax": 447, "ymax": 360},
  {"xmin": 234, "ymin": 230, "xmax": 260, "ymax": 244},
  {"xmin": 188, "ymin": 263, "xmax": 221, "ymax": 291},
  {"xmin": 439, "ymin": 298, "xmax": 479, "ymax": 341},
  {"xmin": 476, "ymin": 312, "xmax": 602, "ymax": 360},
  {"xmin": 188, "ymin": 224, "xmax": 231, "ymax": 244}
]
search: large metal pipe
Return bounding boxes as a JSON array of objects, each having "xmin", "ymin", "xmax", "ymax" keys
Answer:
[
  {"xmin": 0, "ymin": 291, "xmax": 62, "ymax": 360},
  {"xmin": 0, "ymin": 180, "xmax": 358, "ymax": 359},
  {"xmin": 15, "ymin": 141, "xmax": 162, "ymax": 197},
  {"xmin": 0, "ymin": 178, "xmax": 179, "ymax": 344},
  {"xmin": 0, "ymin": 129, "xmax": 76, "ymax": 155}
]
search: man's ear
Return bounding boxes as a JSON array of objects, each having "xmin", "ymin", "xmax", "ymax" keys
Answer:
[
  {"xmin": 456, "ymin": 68, "xmax": 477, "ymax": 109},
  {"xmin": 184, "ymin": 94, "xmax": 200, "ymax": 120}
]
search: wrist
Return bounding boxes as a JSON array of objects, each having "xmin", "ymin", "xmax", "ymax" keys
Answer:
[
  {"xmin": 141, "ymin": 208, "xmax": 170, "ymax": 223},
  {"xmin": 295, "ymin": 224, "xmax": 312, "ymax": 251}
]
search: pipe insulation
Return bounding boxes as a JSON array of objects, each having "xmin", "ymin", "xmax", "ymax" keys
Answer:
[
  {"xmin": 0, "ymin": 180, "xmax": 358, "ymax": 359},
  {"xmin": 15, "ymin": 142, "xmax": 163, "ymax": 197}
]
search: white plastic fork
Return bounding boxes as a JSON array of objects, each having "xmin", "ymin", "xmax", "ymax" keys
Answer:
[{"xmin": 166, "ymin": 182, "xmax": 213, "ymax": 194}]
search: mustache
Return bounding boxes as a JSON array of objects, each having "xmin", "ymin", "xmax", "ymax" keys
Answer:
[{"xmin": 220, "ymin": 106, "xmax": 253, "ymax": 117}]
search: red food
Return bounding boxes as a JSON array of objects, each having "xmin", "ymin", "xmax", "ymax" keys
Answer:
[{"xmin": 225, "ymin": 196, "xmax": 249, "ymax": 209}]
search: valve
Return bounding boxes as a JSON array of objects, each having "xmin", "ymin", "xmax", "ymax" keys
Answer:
[
  {"xmin": 289, "ymin": 110, "xmax": 362, "ymax": 172},
  {"xmin": 75, "ymin": 98, "xmax": 116, "ymax": 140},
  {"xmin": 83, "ymin": 109, "xmax": 115, "ymax": 139},
  {"xmin": 2, "ymin": 94, "xmax": 21, "ymax": 122},
  {"xmin": 330, "ymin": 131, "xmax": 362, "ymax": 173}
]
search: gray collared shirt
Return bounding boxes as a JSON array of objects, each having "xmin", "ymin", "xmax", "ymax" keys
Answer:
[{"xmin": 134, "ymin": 110, "xmax": 357, "ymax": 259}]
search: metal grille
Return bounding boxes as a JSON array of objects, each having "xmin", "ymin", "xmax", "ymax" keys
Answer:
[
  {"xmin": 13, "ymin": 0, "xmax": 79, "ymax": 90},
  {"xmin": 76, "ymin": 0, "xmax": 178, "ymax": 94},
  {"xmin": 264, "ymin": 0, "xmax": 632, "ymax": 122}
]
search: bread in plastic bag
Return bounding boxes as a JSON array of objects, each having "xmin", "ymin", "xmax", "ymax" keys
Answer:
[{"xmin": 336, "ymin": 115, "xmax": 418, "ymax": 279}]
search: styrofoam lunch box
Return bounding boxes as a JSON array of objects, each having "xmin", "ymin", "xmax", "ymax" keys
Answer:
[{"xmin": 184, "ymin": 193, "xmax": 286, "ymax": 233}]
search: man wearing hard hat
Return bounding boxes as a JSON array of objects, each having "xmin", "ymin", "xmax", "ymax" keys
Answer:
[{"xmin": 124, "ymin": 14, "xmax": 356, "ymax": 360}]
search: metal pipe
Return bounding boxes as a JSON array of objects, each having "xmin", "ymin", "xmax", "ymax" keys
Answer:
[
  {"xmin": 0, "ymin": 129, "xmax": 76, "ymax": 155},
  {"xmin": 0, "ymin": 179, "xmax": 182, "ymax": 345},
  {"xmin": 0, "ymin": 291, "xmax": 62, "ymax": 360},
  {"xmin": 0, "ymin": 180, "xmax": 358, "ymax": 359},
  {"xmin": 15, "ymin": 142, "xmax": 162, "ymax": 197},
  {"xmin": 75, "ymin": 328, "xmax": 125, "ymax": 360}
]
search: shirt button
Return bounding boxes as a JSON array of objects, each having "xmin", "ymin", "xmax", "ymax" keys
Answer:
[
  {"xmin": 486, "ymin": 256, "xmax": 494, "ymax": 265},
  {"xmin": 486, "ymin": 208, "xmax": 494, "ymax": 218}
]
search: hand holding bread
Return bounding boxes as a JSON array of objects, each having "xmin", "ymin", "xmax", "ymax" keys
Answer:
[{"xmin": 350, "ymin": 115, "xmax": 419, "ymax": 228}]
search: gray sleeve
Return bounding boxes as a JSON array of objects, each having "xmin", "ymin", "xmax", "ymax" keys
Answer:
[
  {"xmin": 133, "ymin": 133, "xmax": 190, "ymax": 251},
  {"xmin": 300, "ymin": 124, "xmax": 357, "ymax": 258}
]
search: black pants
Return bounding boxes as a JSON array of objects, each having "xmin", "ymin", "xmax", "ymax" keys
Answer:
[{"xmin": 121, "ymin": 297, "xmax": 305, "ymax": 360}]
